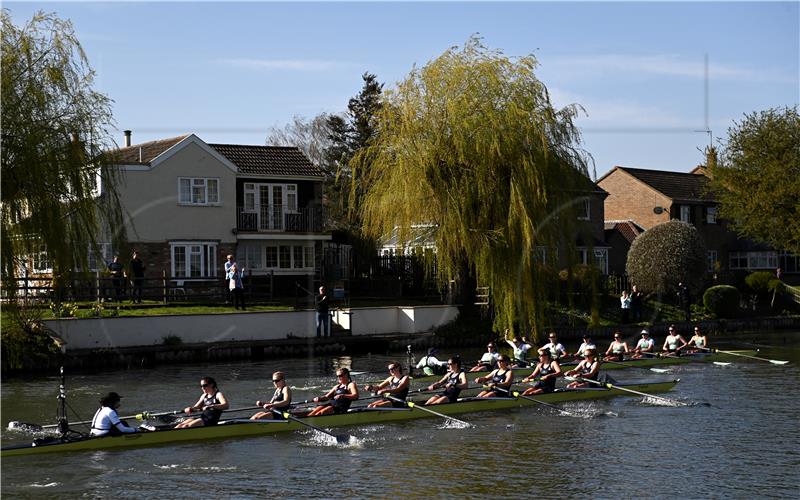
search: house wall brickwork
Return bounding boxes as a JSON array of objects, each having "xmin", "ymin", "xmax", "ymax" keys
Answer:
[{"xmin": 598, "ymin": 169, "xmax": 671, "ymax": 230}]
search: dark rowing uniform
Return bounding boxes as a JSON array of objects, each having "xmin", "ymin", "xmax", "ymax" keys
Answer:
[
  {"xmin": 441, "ymin": 371, "xmax": 464, "ymax": 403},
  {"xmin": 383, "ymin": 376, "xmax": 409, "ymax": 408},
  {"xmin": 324, "ymin": 383, "xmax": 353, "ymax": 414},
  {"xmin": 488, "ymin": 369, "xmax": 512, "ymax": 397},
  {"xmin": 200, "ymin": 391, "xmax": 223, "ymax": 426},
  {"xmin": 579, "ymin": 360, "xmax": 599, "ymax": 381},
  {"xmin": 533, "ymin": 361, "xmax": 557, "ymax": 393}
]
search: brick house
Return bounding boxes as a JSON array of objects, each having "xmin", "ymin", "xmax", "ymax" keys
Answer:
[
  {"xmin": 104, "ymin": 132, "xmax": 330, "ymax": 296},
  {"xmin": 598, "ymin": 165, "xmax": 799, "ymax": 277}
]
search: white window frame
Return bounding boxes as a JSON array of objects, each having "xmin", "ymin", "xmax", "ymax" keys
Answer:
[
  {"xmin": 178, "ymin": 177, "xmax": 221, "ymax": 206},
  {"xmin": 262, "ymin": 244, "xmax": 315, "ymax": 271},
  {"xmin": 237, "ymin": 245, "xmax": 263, "ymax": 270},
  {"xmin": 170, "ymin": 241, "xmax": 218, "ymax": 278},
  {"xmin": 706, "ymin": 206, "xmax": 718, "ymax": 224},
  {"xmin": 680, "ymin": 205, "xmax": 691, "ymax": 223},
  {"xmin": 707, "ymin": 250, "xmax": 718, "ymax": 272},
  {"xmin": 729, "ymin": 251, "xmax": 778, "ymax": 270},
  {"xmin": 32, "ymin": 244, "xmax": 52, "ymax": 273}
]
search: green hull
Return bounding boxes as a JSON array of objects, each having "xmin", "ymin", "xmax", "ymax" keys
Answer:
[
  {"xmin": 2, "ymin": 380, "xmax": 678, "ymax": 457},
  {"xmin": 412, "ymin": 350, "xmax": 756, "ymax": 383}
]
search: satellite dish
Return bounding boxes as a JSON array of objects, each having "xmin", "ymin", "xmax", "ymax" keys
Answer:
[{"xmin": 653, "ymin": 206, "xmax": 664, "ymax": 214}]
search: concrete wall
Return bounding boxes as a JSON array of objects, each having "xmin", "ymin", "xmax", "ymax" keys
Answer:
[{"xmin": 45, "ymin": 305, "xmax": 460, "ymax": 350}]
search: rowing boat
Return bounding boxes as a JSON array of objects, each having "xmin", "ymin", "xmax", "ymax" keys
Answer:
[
  {"xmin": 1, "ymin": 379, "xmax": 678, "ymax": 457},
  {"xmin": 409, "ymin": 350, "xmax": 757, "ymax": 383}
]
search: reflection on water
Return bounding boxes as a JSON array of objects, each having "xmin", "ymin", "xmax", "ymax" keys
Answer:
[{"xmin": 2, "ymin": 335, "xmax": 799, "ymax": 498}]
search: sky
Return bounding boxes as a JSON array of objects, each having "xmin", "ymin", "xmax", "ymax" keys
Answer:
[{"xmin": 6, "ymin": 1, "xmax": 799, "ymax": 179}]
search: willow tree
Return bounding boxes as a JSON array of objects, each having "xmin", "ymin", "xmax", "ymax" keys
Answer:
[
  {"xmin": 354, "ymin": 38, "xmax": 592, "ymax": 339},
  {"xmin": 1, "ymin": 10, "xmax": 124, "ymax": 295}
]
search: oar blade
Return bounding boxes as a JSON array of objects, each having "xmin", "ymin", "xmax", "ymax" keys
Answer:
[{"xmin": 769, "ymin": 360, "xmax": 790, "ymax": 365}]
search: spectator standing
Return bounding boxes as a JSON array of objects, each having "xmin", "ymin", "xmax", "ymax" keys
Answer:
[
  {"xmin": 316, "ymin": 285, "xmax": 330, "ymax": 338},
  {"xmin": 620, "ymin": 290, "xmax": 631, "ymax": 324},
  {"xmin": 630, "ymin": 285, "xmax": 644, "ymax": 322},
  {"xmin": 677, "ymin": 282, "xmax": 691, "ymax": 321},
  {"xmin": 224, "ymin": 254, "xmax": 236, "ymax": 304},
  {"xmin": 108, "ymin": 256, "xmax": 125, "ymax": 301},
  {"xmin": 129, "ymin": 251, "xmax": 145, "ymax": 303},
  {"xmin": 229, "ymin": 263, "xmax": 246, "ymax": 310}
]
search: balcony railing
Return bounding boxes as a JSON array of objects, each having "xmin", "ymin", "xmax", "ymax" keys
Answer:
[{"xmin": 237, "ymin": 205, "xmax": 323, "ymax": 233}]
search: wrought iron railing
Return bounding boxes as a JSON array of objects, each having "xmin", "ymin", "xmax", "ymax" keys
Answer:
[{"xmin": 237, "ymin": 205, "xmax": 323, "ymax": 232}]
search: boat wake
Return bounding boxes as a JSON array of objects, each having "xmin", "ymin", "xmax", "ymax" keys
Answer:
[
  {"xmin": 639, "ymin": 396, "xmax": 684, "ymax": 407},
  {"xmin": 562, "ymin": 402, "xmax": 613, "ymax": 419},
  {"xmin": 438, "ymin": 419, "xmax": 471, "ymax": 430},
  {"xmin": 153, "ymin": 464, "xmax": 238, "ymax": 472},
  {"xmin": 303, "ymin": 430, "xmax": 364, "ymax": 448},
  {"xmin": 5, "ymin": 423, "xmax": 60, "ymax": 439}
]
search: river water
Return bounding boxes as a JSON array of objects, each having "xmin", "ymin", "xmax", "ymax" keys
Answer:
[{"xmin": 2, "ymin": 332, "xmax": 799, "ymax": 499}]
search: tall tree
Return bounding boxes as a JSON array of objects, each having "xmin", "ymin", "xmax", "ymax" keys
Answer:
[
  {"xmin": 354, "ymin": 37, "xmax": 592, "ymax": 338},
  {"xmin": 1, "ymin": 10, "xmax": 124, "ymax": 291},
  {"xmin": 709, "ymin": 106, "xmax": 800, "ymax": 255}
]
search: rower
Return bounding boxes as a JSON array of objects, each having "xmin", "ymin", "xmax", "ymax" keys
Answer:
[
  {"xmin": 538, "ymin": 332, "xmax": 567, "ymax": 361},
  {"xmin": 174, "ymin": 377, "xmax": 229, "ymax": 429},
  {"xmin": 505, "ymin": 331, "xmax": 532, "ymax": 367},
  {"xmin": 469, "ymin": 342, "xmax": 500, "ymax": 372},
  {"xmin": 425, "ymin": 356, "xmax": 469, "ymax": 405},
  {"xmin": 365, "ymin": 362, "xmax": 410, "ymax": 408},
  {"xmin": 603, "ymin": 332, "xmax": 629, "ymax": 362},
  {"xmin": 474, "ymin": 355, "xmax": 514, "ymax": 398},
  {"xmin": 573, "ymin": 333, "xmax": 596, "ymax": 359},
  {"xmin": 631, "ymin": 329, "xmax": 655, "ymax": 358},
  {"xmin": 662, "ymin": 325, "xmax": 688, "ymax": 356},
  {"xmin": 520, "ymin": 350, "xmax": 562, "ymax": 395},
  {"xmin": 306, "ymin": 368, "xmax": 359, "ymax": 416},
  {"xmin": 565, "ymin": 348, "xmax": 600, "ymax": 388},
  {"xmin": 89, "ymin": 392, "xmax": 139, "ymax": 436},
  {"xmin": 685, "ymin": 326, "xmax": 708, "ymax": 353},
  {"xmin": 250, "ymin": 371, "xmax": 292, "ymax": 420}
]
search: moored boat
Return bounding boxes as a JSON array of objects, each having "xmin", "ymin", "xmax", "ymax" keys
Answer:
[{"xmin": 2, "ymin": 379, "xmax": 678, "ymax": 457}]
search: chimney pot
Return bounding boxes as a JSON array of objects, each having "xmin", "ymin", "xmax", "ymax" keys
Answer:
[{"xmin": 124, "ymin": 130, "xmax": 132, "ymax": 147}]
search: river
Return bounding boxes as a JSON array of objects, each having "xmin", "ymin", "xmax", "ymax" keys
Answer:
[{"xmin": 2, "ymin": 332, "xmax": 799, "ymax": 499}]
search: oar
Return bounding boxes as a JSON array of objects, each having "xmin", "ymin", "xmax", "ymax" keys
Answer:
[
  {"xmin": 698, "ymin": 347, "xmax": 789, "ymax": 365},
  {"xmin": 567, "ymin": 377, "xmax": 688, "ymax": 407},
  {"xmin": 271, "ymin": 409, "xmax": 353, "ymax": 444},
  {"xmin": 385, "ymin": 395, "xmax": 470, "ymax": 426},
  {"xmin": 602, "ymin": 358, "xmax": 670, "ymax": 373},
  {"xmin": 134, "ymin": 405, "xmax": 262, "ymax": 421}
]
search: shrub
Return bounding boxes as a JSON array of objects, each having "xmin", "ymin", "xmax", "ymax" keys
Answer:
[
  {"xmin": 703, "ymin": 285, "xmax": 741, "ymax": 318},
  {"xmin": 745, "ymin": 271, "xmax": 774, "ymax": 296},
  {"xmin": 626, "ymin": 220, "xmax": 706, "ymax": 297}
]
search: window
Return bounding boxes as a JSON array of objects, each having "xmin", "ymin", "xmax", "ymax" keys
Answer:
[
  {"xmin": 293, "ymin": 246, "xmax": 304, "ymax": 269},
  {"xmin": 577, "ymin": 198, "xmax": 590, "ymax": 221},
  {"xmin": 261, "ymin": 244, "xmax": 315, "ymax": 270},
  {"xmin": 244, "ymin": 183, "xmax": 256, "ymax": 211},
  {"xmin": 279, "ymin": 246, "xmax": 291, "ymax": 269},
  {"xmin": 729, "ymin": 251, "xmax": 778, "ymax": 270},
  {"xmin": 287, "ymin": 185, "xmax": 298, "ymax": 212},
  {"xmin": 170, "ymin": 242, "xmax": 217, "ymax": 278},
  {"xmin": 88, "ymin": 243, "xmax": 114, "ymax": 272},
  {"xmin": 706, "ymin": 206, "xmax": 718, "ymax": 224},
  {"xmin": 576, "ymin": 247, "xmax": 608, "ymax": 274},
  {"xmin": 265, "ymin": 246, "xmax": 278, "ymax": 268},
  {"xmin": 238, "ymin": 245, "xmax": 263, "ymax": 270},
  {"xmin": 178, "ymin": 177, "xmax": 221, "ymax": 206},
  {"xmin": 680, "ymin": 205, "xmax": 691, "ymax": 223},
  {"xmin": 779, "ymin": 251, "xmax": 799, "ymax": 273},
  {"xmin": 707, "ymin": 250, "xmax": 718, "ymax": 272},
  {"xmin": 32, "ymin": 245, "xmax": 51, "ymax": 273}
]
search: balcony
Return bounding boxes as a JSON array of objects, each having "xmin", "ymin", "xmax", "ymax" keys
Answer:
[{"xmin": 237, "ymin": 205, "xmax": 323, "ymax": 233}]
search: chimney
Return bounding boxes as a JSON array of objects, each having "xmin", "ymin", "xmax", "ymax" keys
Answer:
[{"xmin": 124, "ymin": 130, "xmax": 132, "ymax": 147}]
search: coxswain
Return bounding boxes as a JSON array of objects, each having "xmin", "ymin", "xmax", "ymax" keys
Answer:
[
  {"xmin": 174, "ymin": 376, "xmax": 229, "ymax": 429},
  {"xmin": 474, "ymin": 355, "xmax": 514, "ymax": 398},
  {"xmin": 416, "ymin": 348, "xmax": 447, "ymax": 376},
  {"xmin": 251, "ymin": 371, "xmax": 292, "ymax": 420},
  {"xmin": 365, "ymin": 362, "xmax": 410, "ymax": 408},
  {"xmin": 662, "ymin": 325, "xmax": 688, "ymax": 356},
  {"xmin": 520, "ymin": 350, "xmax": 562, "ymax": 396},
  {"xmin": 306, "ymin": 368, "xmax": 359, "ymax": 417},
  {"xmin": 89, "ymin": 392, "xmax": 139, "ymax": 436},
  {"xmin": 565, "ymin": 349, "xmax": 601, "ymax": 388},
  {"xmin": 604, "ymin": 332, "xmax": 629, "ymax": 362},
  {"xmin": 425, "ymin": 356, "xmax": 469, "ymax": 405}
]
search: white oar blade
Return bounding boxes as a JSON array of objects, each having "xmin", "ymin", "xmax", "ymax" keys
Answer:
[
  {"xmin": 713, "ymin": 362, "xmax": 732, "ymax": 366},
  {"xmin": 769, "ymin": 360, "xmax": 790, "ymax": 365},
  {"xmin": 649, "ymin": 368, "xmax": 670, "ymax": 373}
]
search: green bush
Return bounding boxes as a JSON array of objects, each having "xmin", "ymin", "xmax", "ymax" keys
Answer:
[
  {"xmin": 703, "ymin": 285, "xmax": 741, "ymax": 318},
  {"xmin": 744, "ymin": 271, "xmax": 774, "ymax": 295},
  {"xmin": 768, "ymin": 279, "xmax": 785, "ymax": 293}
]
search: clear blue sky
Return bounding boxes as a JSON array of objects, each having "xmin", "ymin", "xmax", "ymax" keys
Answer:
[{"xmin": 7, "ymin": 1, "xmax": 799, "ymax": 178}]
